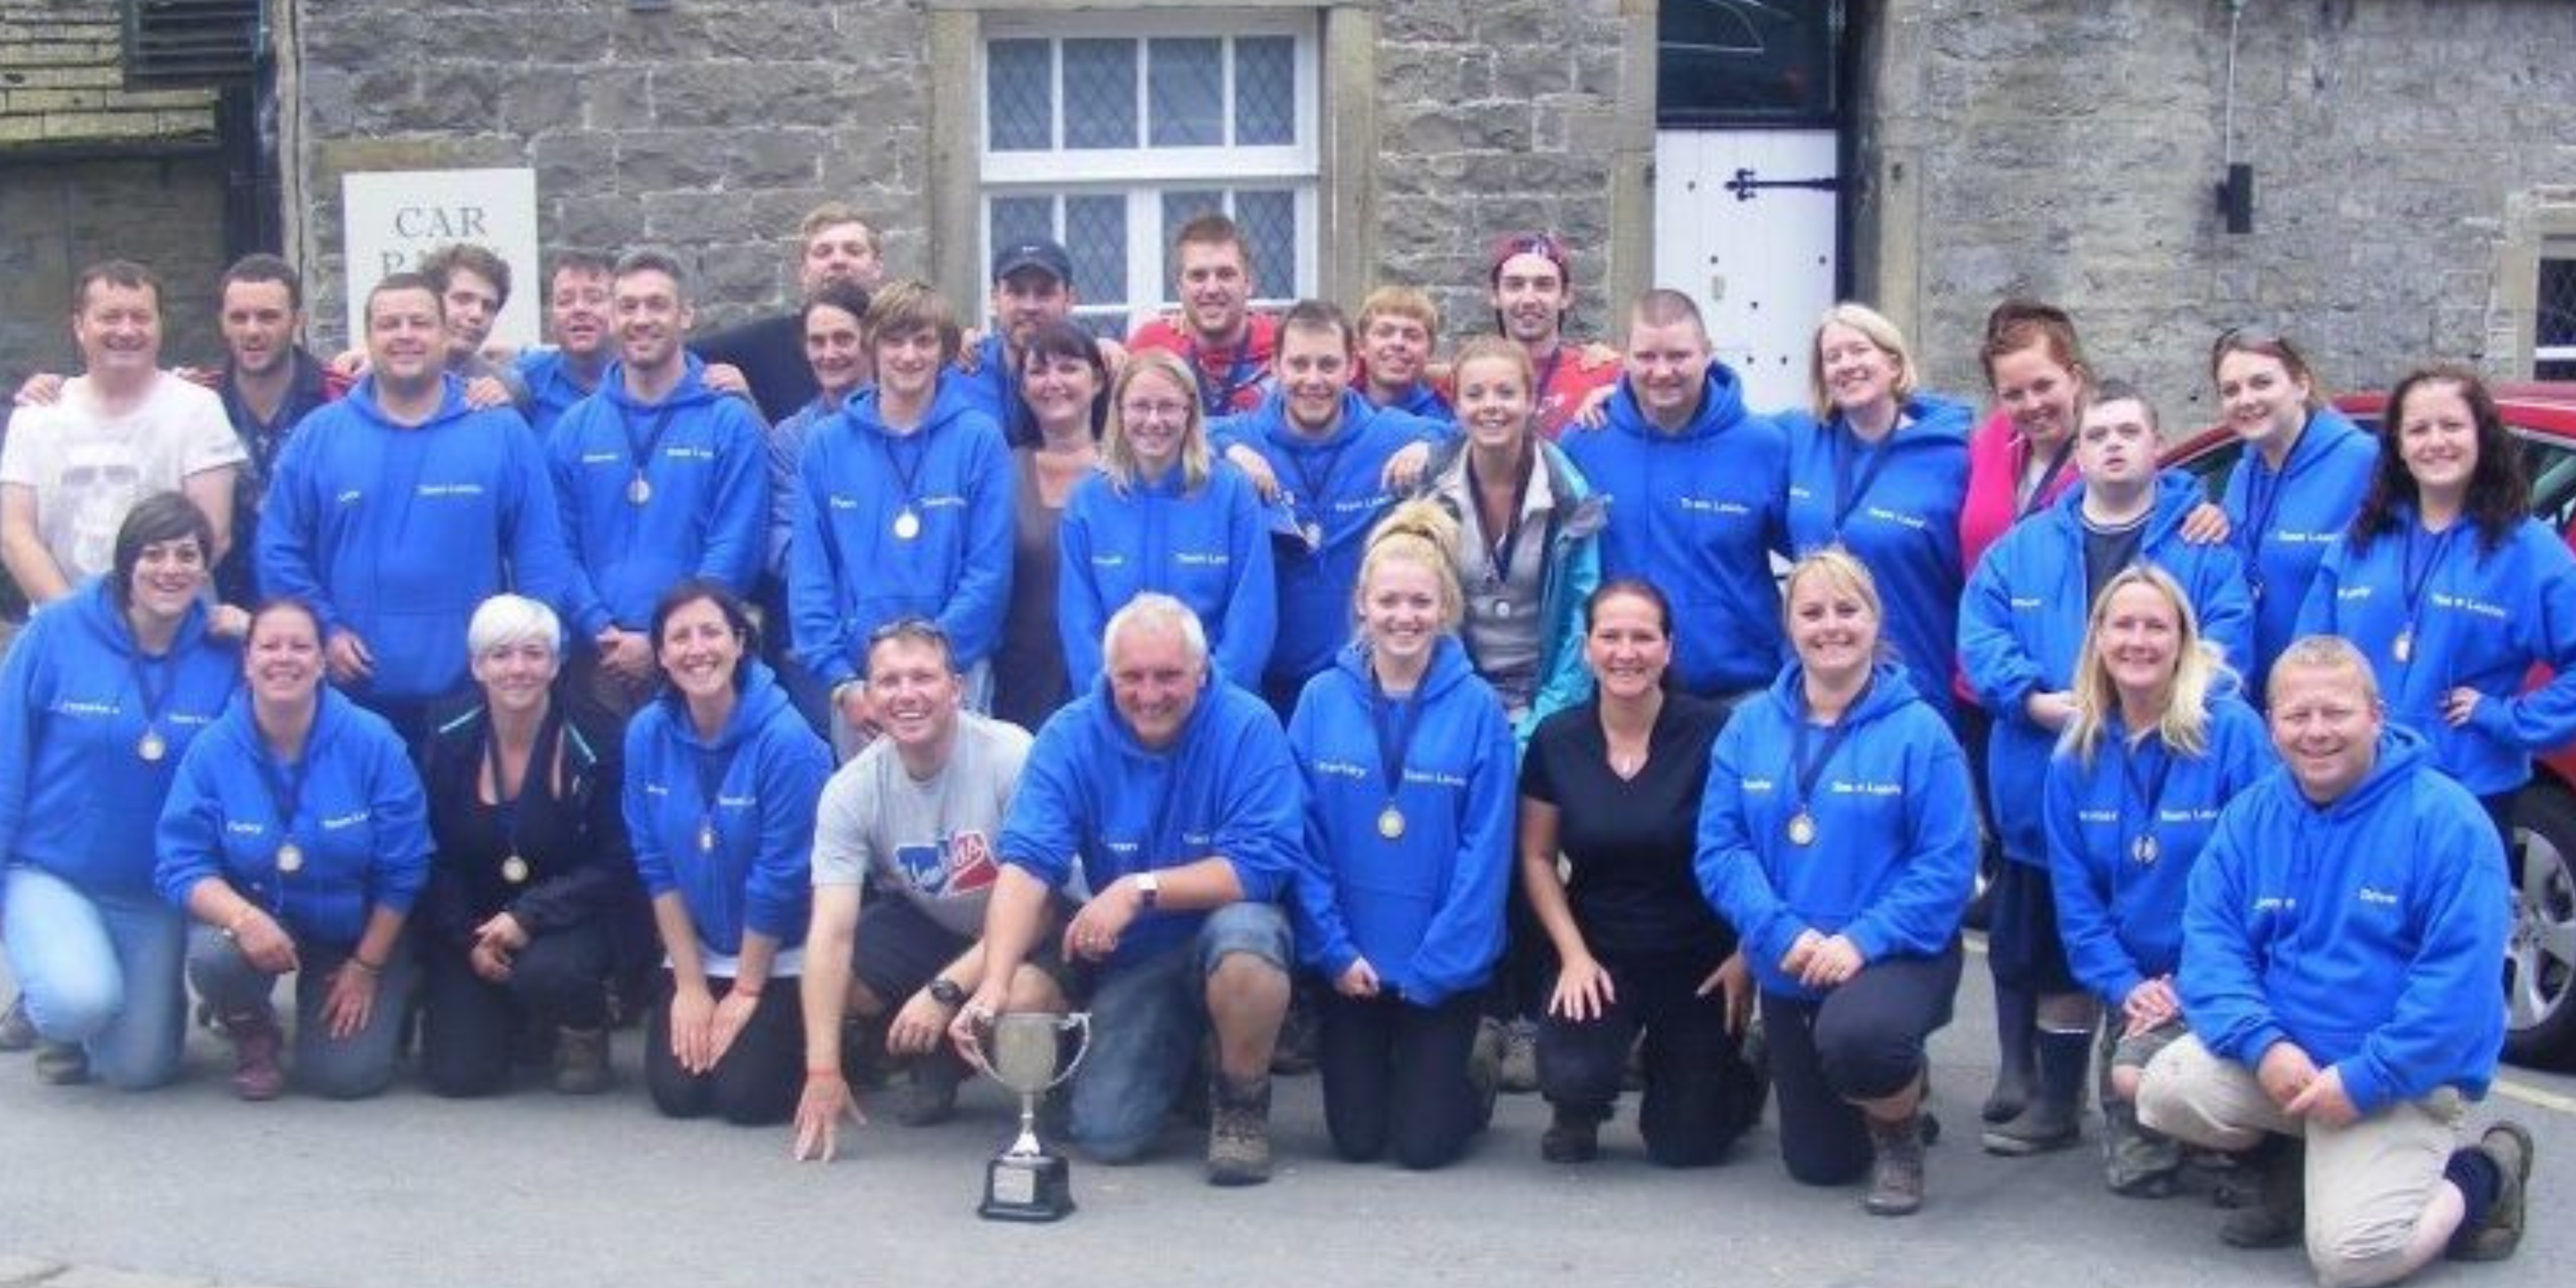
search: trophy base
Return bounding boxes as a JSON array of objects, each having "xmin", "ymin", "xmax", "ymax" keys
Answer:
[{"xmin": 978, "ymin": 1152, "xmax": 1075, "ymax": 1222}]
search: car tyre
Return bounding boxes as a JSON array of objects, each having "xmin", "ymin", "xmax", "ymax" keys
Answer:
[{"xmin": 2504, "ymin": 785, "xmax": 2576, "ymax": 1070}]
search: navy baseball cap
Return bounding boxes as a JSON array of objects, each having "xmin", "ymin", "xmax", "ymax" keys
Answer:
[{"xmin": 992, "ymin": 237, "xmax": 1075, "ymax": 288}]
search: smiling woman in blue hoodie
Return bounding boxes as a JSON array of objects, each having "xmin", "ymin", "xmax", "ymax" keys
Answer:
[
  {"xmin": 157, "ymin": 597, "xmax": 431, "ymax": 1101},
  {"xmin": 1289, "ymin": 500, "xmax": 1517, "ymax": 1170},
  {"xmin": 1059, "ymin": 348, "xmax": 1276, "ymax": 695},
  {"xmin": 2294, "ymin": 365, "xmax": 2576, "ymax": 856},
  {"xmin": 1, "ymin": 494, "xmax": 238, "ymax": 1090},
  {"xmin": 626, "ymin": 579, "xmax": 832, "ymax": 1126},
  {"xmin": 1697, "ymin": 550, "xmax": 1976, "ymax": 1215}
]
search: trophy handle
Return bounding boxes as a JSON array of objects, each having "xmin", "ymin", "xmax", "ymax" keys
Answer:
[{"xmin": 1045, "ymin": 1012, "xmax": 1092, "ymax": 1091}]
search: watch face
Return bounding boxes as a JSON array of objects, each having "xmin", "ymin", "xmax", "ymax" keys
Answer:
[{"xmin": 930, "ymin": 978, "xmax": 966, "ymax": 1006}]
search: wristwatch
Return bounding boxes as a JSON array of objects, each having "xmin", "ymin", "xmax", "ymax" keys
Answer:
[
  {"xmin": 1135, "ymin": 870, "xmax": 1161, "ymax": 911},
  {"xmin": 928, "ymin": 977, "xmax": 968, "ymax": 1009}
]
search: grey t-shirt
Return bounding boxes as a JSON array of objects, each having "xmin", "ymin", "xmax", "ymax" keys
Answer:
[{"xmin": 810, "ymin": 712, "xmax": 1033, "ymax": 938}]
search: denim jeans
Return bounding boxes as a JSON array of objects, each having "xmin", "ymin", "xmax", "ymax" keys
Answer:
[
  {"xmin": 2, "ymin": 865, "xmax": 187, "ymax": 1090},
  {"xmin": 1068, "ymin": 901, "xmax": 1293, "ymax": 1163},
  {"xmin": 187, "ymin": 922, "xmax": 418, "ymax": 1099}
]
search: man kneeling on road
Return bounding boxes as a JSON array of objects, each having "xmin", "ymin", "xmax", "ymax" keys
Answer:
[
  {"xmin": 2137, "ymin": 635, "xmax": 2533, "ymax": 1286},
  {"xmin": 949, "ymin": 593, "xmax": 1301, "ymax": 1185},
  {"xmin": 792, "ymin": 618, "xmax": 1062, "ymax": 1162}
]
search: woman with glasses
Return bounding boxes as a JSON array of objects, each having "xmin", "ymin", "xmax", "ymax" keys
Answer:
[
  {"xmin": 1058, "ymin": 348, "xmax": 1276, "ymax": 691},
  {"xmin": 994, "ymin": 321, "xmax": 1106, "ymax": 732}
]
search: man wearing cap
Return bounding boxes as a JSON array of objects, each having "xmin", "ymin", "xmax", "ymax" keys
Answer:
[
  {"xmin": 1487, "ymin": 231, "xmax": 1619, "ymax": 441},
  {"xmin": 953, "ymin": 237, "xmax": 1124, "ymax": 449}
]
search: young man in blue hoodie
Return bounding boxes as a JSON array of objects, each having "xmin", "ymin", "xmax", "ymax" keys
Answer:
[
  {"xmin": 950, "ymin": 594, "xmax": 1302, "ymax": 1186},
  {"xmin": 788, "ymin": 281, "xmax": 1014, "ymax": 760},
  {"xmin": 1960, "ymin": 381, "xmax": 2254, "ymax": 1155},
  {"xmin": 1559, "ymin": 288, "xmax": 1789, "ymax": 702},
  {"xmin": 516, "ymin": 251, "xmax": 616, "ymax": 442},
  {"xmin": 258, "ymin": 273, "xmax": 575, "ymax": 744},
  {"xmin": 2138, "ymin": 637, "xmax": 2532, "ymax": 1283},
  {"xmin": 1210, "ymin": 299, "xmax": 1445, "ymax": 716},
  {"xmin": 549, "ymin": 250, "xmax": 769, "ymax": 718}
]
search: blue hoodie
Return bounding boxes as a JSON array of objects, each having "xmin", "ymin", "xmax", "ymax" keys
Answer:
[
  {"xmin": 2294, "ymin": 508, "xmax": 2576, "ymax": 796},
  {"xmin": 2180, "ymin": 727, "xmax": 2508, "ymax": 1115},
  {"xmin": 1561, "ymin": 366, "xmax": 1790, "ymax": 696},
  {"xmin": 951, "ymin": 334, "xmax": 1037, "ymax": 448},
  {"xmin": 549, "ymin": 356, "xmax": 770, "ymax": 638},
  {"xmin": 0, "ymin": 580, "xmax": 237, "ymax": 897},
  {"xmin": 1372, "ymin": 380, "xmax": 1451, "ymax": 422},
  {"xmin": 2043, "ymin": 696, "xmax": 2274, "ymax": 1009},
  {"xmin": 788, "ymin": 377, "xmax": 1016, "ymax": 688},
  {"xmin": 1058, "ymin": 460, "xmax": 1277, "ymax": 693},
  {"xmin": 1695, "ymin": 661, "xmax": 1976, "ymax": 1000},
  {"xmin": 1287, "ymin": 637, "xmax": 1515, "ymax": 1005},
  {"xmin": 999, "ymin": 674, "xmax": 1302, "ymax": 968},
  {"xmin": 2221, "ymin": 407, "xmax": 2379, "ymax": 696},
  {"xmin": 154, "ymin": 687, "xmax": 431, "ymax": 946},
  {"xmin": 516, "ymin": 348, "xmax": 606, "ymax": 442},
  {"xmin": 1960, "ymin": 473, "xmax": 2255, "ymax": 865},
  {"xmin": 1781, "ymin": 393, "xmax": 1975, "ymax": 727},
  {"xmin": 622, "ymin": 662, "xmax": 831, "ymax": 958},
  {"xmin": 257, "ymin": 374, "xmax": 575, "ymax": 704},
  {"xmin": 1211, "ymin": 390, "xmax": 1446, "ymax": 692}
]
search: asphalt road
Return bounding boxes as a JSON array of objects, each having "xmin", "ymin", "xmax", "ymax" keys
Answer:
[{"xmin": 1, "ymin": 947, "xmax": 2566, "ymax": 1288}]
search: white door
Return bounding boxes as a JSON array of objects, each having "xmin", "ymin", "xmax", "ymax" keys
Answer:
[{"xmin": 1653, "ymin": 129, "xmax": 1839, "ymax": 413}]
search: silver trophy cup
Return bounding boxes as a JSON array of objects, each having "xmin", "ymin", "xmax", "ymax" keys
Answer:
[{"xmin": 974, "ymin": 1011, "xmax": 1091, "ymax": 1221}]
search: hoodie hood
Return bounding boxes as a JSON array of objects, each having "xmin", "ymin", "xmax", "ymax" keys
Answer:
[
  {"xmin": 71, "ymin": 575, "xmax": 214, "ymax": 662},
  {"xmin": 656, "ymin": 658, "xmax": 793, "ymax": 755},
  {"xmin": 2280, "ymin": 405, "xmax": 2371, "ymax": 483},
  {"xmin": 345, "ymin": 372, "xmax": 479, "ymax": 433},
  {"xmin": 600, "ymin": 352, "xmax": 724, "ymax": 415},
  {"xmin": 2300, "ymin": 723, "xmax": 2436, "ymax": 819},
  {"xmin": 1606, "ymin": 362, "xmax": 1752, "ymax": 443},
  {"xmin": 1330, "ymin": 633, "xmax": 1477, "ymax": 703},
  {"xmin": 1257, "ymin": 388, "xmax": 1379, "ymax": 454},
  {"xmin": 2050, "ymin": 467, "xmax": 2207, "ymax": 547},
  {"xmin": 843, "ymin": 372, "xmax": 979, "ymax": 443},
  {"xmin": 1759, "ymin": 658, "xmax": 1925, "ymax": 730}
]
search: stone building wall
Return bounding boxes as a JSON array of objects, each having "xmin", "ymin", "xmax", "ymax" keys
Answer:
[{"xmin": 1862, "ymin": 0, "xmax": 2576, "ymax": 422}]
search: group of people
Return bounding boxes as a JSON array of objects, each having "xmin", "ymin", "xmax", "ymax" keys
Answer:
[{"xmin": 0, "ymin": 199, "xmax": 2550, "ymax": 1285}]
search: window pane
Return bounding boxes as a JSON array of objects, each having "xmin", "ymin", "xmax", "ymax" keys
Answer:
[
  {"xmin": 1235, "ymin": 190, "xmax": 1295, "ymax": 293},
  {"xmin": 1069, "ymin": 310, "xmax": 1129, "ymax": 342},
  {"xmin": 1148, "ymin": 37, "xmax": 1223, "ymax": 147},
  {"xmin": 990, "ymin": 197, "xmax": 1054, "ymax": 253},
  {"xmin": 987, "ymin": 39, "xmax": 1053, "ymax": 151},
  {"xmin": 1162, "ymin": 189, "xmax": 1225, "ymax": 251},
  {"xmin": 1657, "ymin": 0, "xmax": 1840, "ymax": 126},
  {"xmin": 1235, "ymin": 36, "xmax": 1295, "ymax": 145},
  {"xmin": 1065, "ymin": 38, "xmax": 1138, "ymax": 150},
  {"xmin": 1065, "ymin": 196, "xmax": 1127, "ymax": 307}
]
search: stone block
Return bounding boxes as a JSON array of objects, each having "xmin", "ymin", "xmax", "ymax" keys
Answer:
[
  {"xmin": 528, "ymin": 129, "xmax": 619, "ymax": 200},
  {"xmin": 500, "ymin": 72, "xmax": 586, "ymax": 138}
]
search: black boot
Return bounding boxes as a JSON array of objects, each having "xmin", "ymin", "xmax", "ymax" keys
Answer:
[
  {"xmin": 1982, "ymin": 1026, "xmax": 2088, "ymax": 1155},
  {"xmin": 1984, "ymin": 981, "xmax": 2037, "ymax": 1123},
  {"xmin": 2219, "ymin": 1135, "xmax": 2306, "ymax": 1249}
]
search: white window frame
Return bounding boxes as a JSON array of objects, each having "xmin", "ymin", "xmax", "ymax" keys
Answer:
[
  {"xmin": 2538, "ymin": 238, "xmax": 2576, "ymax": 374},
  {"xmin": 977, "ymin": 8, "xmax": 1323, "ymax": 333}
]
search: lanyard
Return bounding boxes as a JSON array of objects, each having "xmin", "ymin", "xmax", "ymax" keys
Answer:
[
  {"xmin": 254, "ymin": 725, "xmax": 314, "ymax": 849},
  {"xmin": 127, "ymin": 648, "xmax": 177, "ymax": 731},
  {"xmin": 2400, "ymin": 519, "xmax": 2457, "ymax": 625},
  {"xmin": 2017, "ymin": 438, "xmax": 2075, "ymax": 518},
  {"xmin": 1789, "ymin": 685, "xmax": 1868, "ymax": 813},
  {"xmin": 623, "ymin": 405, "xmax": 677, "ymax": 487},
  {"xmin": 1369, "ymin": 667, "xmax": 1428, "ymax": 805},
  {"xmin": 2117, "ymin": 730, "xmax": 2176, "ymax": 858},
  {"xmin": 690, "ymin": 743, "xmax": 742, "ymax": 831},
  {"xmin": 1465, "ymin": 450, "xmax": 1534, "ymax": 589},
  {"xmin": 1186, "ymin": 339, "xmax": 1259, "ymax": 419},
  {"xmin": 481, "ymin": 705, "xmax": 562, "ymax": 862},
  {"xmin": 1287, "ymin": 438, "xmax": 1348, "ymax": 535},
  {"xmin": 1830, "ymin": 418, "xmax": 1899, "ymax": 537},
  {"xmin": 879, "ymin": 429, "xmax": 930, "ymax": 504},
  {"xmin": 2240, "ymin": 461, "xmax": 2285, "ymax": 592}
]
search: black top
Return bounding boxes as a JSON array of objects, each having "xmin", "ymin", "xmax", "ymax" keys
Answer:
[
  {"xmin": 215, "ymin": 348, "xmax": 339, "ymax": 607},
  {"xmin": 691, "ymin": 313, "xmax": 814, "ymax": 424},
  {"xmin": 420, "ymin": 694, "xmax": 637, "ymax": 950},
  {"xmin": 1520, "ymin": 692, "xmax": 1737, "ymax": 961}
]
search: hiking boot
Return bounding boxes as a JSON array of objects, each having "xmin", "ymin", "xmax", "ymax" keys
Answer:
[
  {"xmin": 2451, "ymin": 1121, "xmax": 2534, "ymax": 1262},
  {"xmin": 840, "ymin": 1015, "xmax": 891, "ymax": 1091},
  {"xmin": 2219, "ymin": 1136, "xmax": 2305, "ymax": 1250},
  {"xmin": 0, "ymin": 994, "xmax": 33, "ymax": 1052},
  {"xmin": 1269, "ymin": 991, "xmax": 1318, "ymax": 1075},
  {"xmin": 896, "ymin": 1051, "xmax": 966, "ymax": 1128},
  {"xmin": 1468, "ymin": 1018, "xmax": 1504, "ymax": 1127},
  {"xmin": 224, "ymin": 1010, "xmax": 286, "ymax": 1102},
  {"xmin": 1541, "ymin": 1104, "xmax": 1605, "ymax": 1163},
  {"xmin": 1205, "ymin": 1075, "xmax": 1274, "ymax": 1186},
  {"xmin": 1865, "ymin": 1114, "xmax": 1928, "ymax": 1216},
  {"xmin": 1499, "ymin": 1016, "xmax": 1540, "ymax": 1094},
  {"xmin": 552, "ymin": 1026, "xmax": 611, "ymax": 1095},
  {"xmin": 1981, "ymin": 1028, "xmax": 2088, "ymax": 1155},
  {"xmin": 33, "ymin": 1041, "xmax": 88, "ymax": 1085}
]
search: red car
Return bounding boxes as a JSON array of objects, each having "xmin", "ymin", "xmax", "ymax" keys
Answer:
[{"xmin": 2166, "ymin": 382, "xmax": 2576, "ymax": 1069}]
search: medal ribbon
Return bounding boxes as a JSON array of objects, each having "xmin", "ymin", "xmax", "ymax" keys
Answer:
[
  {"xmin": 2117, "ymin": 729, "xmax": 2176, "ymax": 864},
  {"xmin": 623, "ymin": 404, "xmax": 678, "ymax": 493},
  {"xmin": 253, "ymin": 725, "xmax": 314, "ymax": 861},
  {"xmin": 1789, "ymin": 683, "xmax": 1870, "ymax": 821},
  {"xmin": 689, "ymin": 742, "xmax": 745, "ymax": 850},
  {"xmin": 1368, "ymin": 666, "xmax": 1428, "ymax": 811},
  {"xmin": 481, "ymin": 704, "xmax": 562, "ymax": 873},
  {"xmin": 1464, "ymin": 449, "xmax": 1534, "ymax": 591},
  {"xmin": 1830, "ymin": 418, "xmax": 1899, "ymax": 540},
  {"xmin": 1286, "ymin": 438, "xmax": 1349, "ymax": 546},
  {"xmin": 2017, "ymin": 437, "xmax": 2075, "ymax": 518},
  {"xmin": 2398, "ymin": 518, "xmax": 2456, "ymax": 640},
  {"xmin": 127, "ymin": 647, "xmax": 177, "ymax": 737},
  {"xmin": 878, "ymin": 429, "xmax": 930, "ymax": 512}
]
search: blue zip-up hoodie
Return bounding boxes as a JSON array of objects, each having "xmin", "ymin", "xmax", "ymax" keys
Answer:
[
  {"xmin": 788, "ymin": 377, "xmax": 1016, "ymax": 688},
  {"xmin": 1695, "ymin": 661, "xmax": 1976, "ymax": 1000},
  {"xmin": 258, "ymin": 374, "xmax": 575, "ymax": 704},
  {"xmin": 1781, "ymin": 393, "xmax": 1975, "ymax": 727},
  {"xmin": 622, "ymin": 661, "xmax": 831, "ymax": 957},
  {"xmin": 155, "ymin": 687, "xmax": 431, "ymax": 946},
  {"xmin": 2222, "ymin": 407, "xmax": 2379, "ymax": 696},
  {"xmin": 1960, "ymin": 473, "xmax": 2255, "ymax": 865},
  {"xmin": 2043, "ymin": 696, "xmax": 2274, "ymax": 1009},
  {"xmin": 999, "ymin": 673, "xmax": 1302, "ymax": 968},
  {"xmin": 1561, "ymin": 365, "xmax": 1789, "ymax": 696},
  {"xmin": 549, "ymin": 355, "xmax": 769, "ymax": 638},
  {"xmin": 1372, "ymin": 380, "xmax": 1451, "ymax": 421},
  {"xmin": 1058, "ymin": 460, "xmax": 1276, "ymax": 693},
  {"xmin": 1414, "ymin": 435, "xmax": 1605, "ymax": 750},
  {"xmin": 1287, "ymin": 637, "xmax": 1515, "ymax": 1005},
  {"xmin": 951, "ymin": 335, "xmax": 1037, "ymax": 448},
  {"xmin": 516, "ymin": 348, "xmax": 605, "ymax": 442},
  {"xmin": 2180, "ymin": 727, "xmax": 2508, "ymax": 1115},
  {"xmin": 1211, "ymin": 390, "xmax": 1446, "ymax": 691},
  {"xmin": 0, "ymin": 580, "xmax": 237, "ymax": 897},
  {"xmin": 2294, "ymin": 508, "xmax": 2576, "ymax": 796}
]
